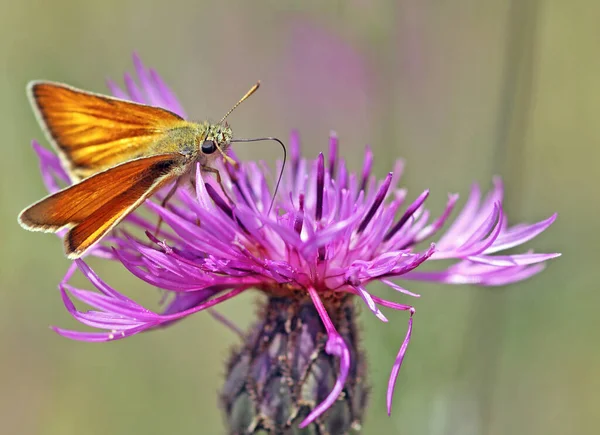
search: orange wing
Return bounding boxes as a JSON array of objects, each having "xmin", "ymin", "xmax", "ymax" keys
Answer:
[
  {"xmin": 28, "ymin": 81, "xmax": 185, "ymax": 180},
  {"xmin": 18, "ymin": 153, "xmax": 186, "ymax": 258}
]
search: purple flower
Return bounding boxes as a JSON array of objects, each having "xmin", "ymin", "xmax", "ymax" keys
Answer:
[{"xmin": 31, "ymin": 54, "xmax": 559, "ymax": 428}]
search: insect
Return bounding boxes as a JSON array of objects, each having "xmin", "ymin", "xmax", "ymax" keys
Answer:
[{"xmin": 18, "ymin": 80, "xmax": 264, "ymax": 259}]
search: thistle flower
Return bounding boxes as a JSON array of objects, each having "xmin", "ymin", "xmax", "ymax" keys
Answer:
[{"xmin": 31, "ymin": 54, "xmax": 559, "ymax": 432}]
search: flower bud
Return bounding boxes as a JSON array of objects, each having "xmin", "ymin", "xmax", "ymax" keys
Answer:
[{"xmin": 221, "ymin": 296, "xmax": 369, "ymax": 434}]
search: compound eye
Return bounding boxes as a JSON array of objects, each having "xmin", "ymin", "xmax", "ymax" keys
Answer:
[{"xmin": 201, "ymin": 140, "xmax": 217, "ymax": 155}]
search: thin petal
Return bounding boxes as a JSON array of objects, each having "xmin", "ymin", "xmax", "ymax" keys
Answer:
[
  {"xmin": 387, "ymin": 308, "xmax": 414, "ymax": 415},
  {"xmin": 300, "ymin": 287, "xmax": 351, "ymax": 428}
]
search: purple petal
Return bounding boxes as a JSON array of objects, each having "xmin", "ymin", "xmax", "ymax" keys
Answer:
[
  {"xmin": 354, "ymin": 285, "xmax": 388, "ymax": 322},
  {"xmin": 387, "ymin": 307, "xmax": 414, "ymax": 415},
  {"xmin": 32, "ymin": 140, "xmax": 69, "ymax": 191},
  {"xmin": 149, "ymin": 68, "xmax": 187, "ymax": 118},
  {"xmin": 485, "ymin": 213, "xmax": 557, "ymax": 254},
  {"xmin": 106, "ymin": 78, "xmax": 128, "ymax": 99},
  {"xmin": 123, "ymin": 72, "xmax": 145, "ymax": 103},
  {"xmin": 360, "ymin": 145, "xmax": 373, "ymax": 192},
  {"xmin": 384, "ymin": 190, "xmax": 430, "ymax": 242},
  {"xmin": 300, "ymin": 287, "xmax": 351, "ymax": 428}
]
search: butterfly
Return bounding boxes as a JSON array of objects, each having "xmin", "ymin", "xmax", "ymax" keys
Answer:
[{"xmin": 18, "ymin": 80, "xmax": 261, "ymax": 259}]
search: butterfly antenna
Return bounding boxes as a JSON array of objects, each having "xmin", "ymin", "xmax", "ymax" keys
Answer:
[
  {"xmin": 215, "ymin": 81, "xmax": 261, "ymax": 167},
  {"xmin": 220, "ymin": 81, "xmax": 260, "ymax": 124},
  {"xmin": 230, "ymin": 137, "xmax": 287, "ymax": 214}
]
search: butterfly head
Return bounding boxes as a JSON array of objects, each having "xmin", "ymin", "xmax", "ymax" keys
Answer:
[
  {"xmin": 197, "ymin": 81, "xmax": 259, "ymax": 166},
  {"xmin": 200, "ymin": 122, "xmax": 233, "ymax": 156}
]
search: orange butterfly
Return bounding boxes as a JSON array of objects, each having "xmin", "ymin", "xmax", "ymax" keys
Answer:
[{"xmin": 18, "ymin": 80, "xmax": 260, "ymax": 259}]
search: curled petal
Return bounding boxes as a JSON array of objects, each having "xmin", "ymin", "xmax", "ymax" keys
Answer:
[
  {"xmin": 354, "ymin": 285, "xmax": 388, "ymax": 322},
  {"xmin": 52, "ymin": 261, "xmax": 248, "ymax": 342},
  {"xmin": 387, "ymin": 307, "xmax": 415, "ymax": 415},
  {"xmin": 300, "ymin": 287, "xmax": 351, "ymax": 428}
]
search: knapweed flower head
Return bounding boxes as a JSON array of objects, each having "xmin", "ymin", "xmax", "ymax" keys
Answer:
[{"xmin": 31, "ymin": 54, "xmax": 560, "ymax": 431}]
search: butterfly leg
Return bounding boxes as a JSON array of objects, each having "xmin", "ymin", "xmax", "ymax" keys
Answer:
[{"xmin": 153, "ymin": 178, "xmax": 183, "ymax": 236}]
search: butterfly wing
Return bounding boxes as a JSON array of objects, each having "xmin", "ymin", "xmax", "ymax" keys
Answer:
[
  {"xmin": 28, "ymin": 81, "xmax": 188, "ymax": 180},
  {"xmin": 18, "ymin": 153, "xmax": 187, "ymax": 258}
]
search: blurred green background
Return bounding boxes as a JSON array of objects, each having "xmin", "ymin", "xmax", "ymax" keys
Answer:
[{"xmin": 1, "ymin": 1, "xmax": 597, "ymax": 434}]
